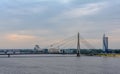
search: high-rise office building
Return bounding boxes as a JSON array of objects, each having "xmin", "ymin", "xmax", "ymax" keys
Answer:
[{"xmin": 103, "ymin": 34, "xmax": 109, "ymax": 53}]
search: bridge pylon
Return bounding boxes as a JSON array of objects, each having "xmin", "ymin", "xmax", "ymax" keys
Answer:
[{"xmin": 77, "ymin": 32, "xmax": 80, "ymax": 57}]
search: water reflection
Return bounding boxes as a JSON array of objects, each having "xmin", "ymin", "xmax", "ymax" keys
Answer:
[{"xmin": 0, "ymin": 55, "xmax": 120, "ymax": 74}]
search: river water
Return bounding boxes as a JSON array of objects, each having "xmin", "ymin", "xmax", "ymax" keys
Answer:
[{"xmin": 0, "ymin": 54, "xmax": 120, "ymax": 74}]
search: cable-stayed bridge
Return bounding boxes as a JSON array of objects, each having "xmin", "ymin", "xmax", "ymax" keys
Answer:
[
  {"xmin": 48, "ymin": 33, "xmax": 96, "ymax": 54},
  {"xmin": 0, "ymin": 32, "xmax": 99, "ymax": 57}
]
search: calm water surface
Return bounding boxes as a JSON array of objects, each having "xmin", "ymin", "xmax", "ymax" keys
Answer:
[{"xmin": 0, "ymin": 54, "xmax": 120, "ymax": 74}]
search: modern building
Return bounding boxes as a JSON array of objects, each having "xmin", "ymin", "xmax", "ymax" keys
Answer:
[
  {"xmin": 48, "ymin": 48, "xmax": 60, "ymax": 53},
  {"xmin": 103, "ymin": 34, "xmax": 109, "ymax": 53},
  {"xmin": 60, "ymin": 49, "xmax": 77, "ymax": 54},
  {"xmin": 42, "ymin": 49, "xmax": 48, "ymax": 53}
]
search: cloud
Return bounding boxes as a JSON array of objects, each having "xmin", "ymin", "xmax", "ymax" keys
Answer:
[
  {"xmin": 0, "ymin": 28, "xmax": 54, "ymax": 40},
  {"xmin": 0, "ymin": 34, "xmax": 37, "ymax": 48},
  {"xmin": 80, "ymin": 38, "xmax": 101, "ymax": 49},
  {"xmin": 0, "ymin": 18, "xmax": 21, "ymax": 27},
  {"xmin": 5, "ymin": 34, "xmax": 36, "ymax": 41},
  {"xmin": 17, "ymin": 29, "xmax": 53, "ymax": 36},
  {"xmin": 57, "ymin": 0, "xmax": 72, "ymax": 4},
  {"xmin": 14, "ymin": 0, "xmax": 72, "ymax": 4},
  {"xmin": 51, "ymin": 2, "xmax": 108, "ymax": 21},
  {"xmin": 64, "ymin": 3, "xmax": 105, "ymax": 17},
  {"xmin": 109, "ymin": 29, "xmax": 120, "ymax": 40},
  {"xmin": 0, "ymin": 0, "xmax": 120, "ymax": 48},
  {"xmin": 0, "ymin": 28, "xmax": 56, "ymax": 48},
  {"xmin": 6, "ymin": 6, "xmax": 47, "ymax": 15}
]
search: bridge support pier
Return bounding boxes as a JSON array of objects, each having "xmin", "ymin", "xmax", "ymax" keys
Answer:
[{"xmin": 8, "ymin": 54, "xmax": 10, "ymax": 58}]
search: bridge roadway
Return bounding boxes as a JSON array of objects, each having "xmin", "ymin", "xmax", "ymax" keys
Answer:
[{"xmin": 0, "ymin": 53, "xmax": 78, "ymax": 58}]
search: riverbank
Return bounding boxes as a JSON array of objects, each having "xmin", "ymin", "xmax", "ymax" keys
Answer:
[{"xmin": 96, "ymin": 53, "xmax": 120, "ymax": 57}]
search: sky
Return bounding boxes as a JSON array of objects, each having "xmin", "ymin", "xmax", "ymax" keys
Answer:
[{"xmin": 0, "ymin": 0, "xmax": 120, "ymax": 49}]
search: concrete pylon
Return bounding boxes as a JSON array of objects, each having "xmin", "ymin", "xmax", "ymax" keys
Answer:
[{"xmin": 77, "ymin": 32, "xmax": 80, "ymax": 57}]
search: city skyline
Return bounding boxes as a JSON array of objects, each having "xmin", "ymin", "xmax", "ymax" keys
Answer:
[{"xmin": 0, "ymin": 0, "xmax": 120, "ymax": 49}]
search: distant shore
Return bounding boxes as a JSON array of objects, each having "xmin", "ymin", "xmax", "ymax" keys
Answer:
[{"xmin": 95, "ymin": 53, "xmax": 120, "ymax": 57}]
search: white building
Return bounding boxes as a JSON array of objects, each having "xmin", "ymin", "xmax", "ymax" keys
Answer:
[{"xmin": 48, "ymin": 48, "xmax": 60, "ymax": 53}]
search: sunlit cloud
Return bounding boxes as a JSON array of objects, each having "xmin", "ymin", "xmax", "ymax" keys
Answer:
[
  {"xmin": 5, "ymin": 34, "xmax": 36, "ymax": 41},
  {"xmin": 18, "ymin": 29, "xmax": 53, "ymax": 35},
  {"xmin": 81, "ymin": 39, "xmax": 101, "ymax": 49},
  {"xmin": 108, "ymin": 29, "xmax": 120, "ymax": 41}
]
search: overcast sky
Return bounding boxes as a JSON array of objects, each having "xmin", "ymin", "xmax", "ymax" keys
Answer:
[{"xmin": 0, "ymin": 0, "xmax": 120, "ymax": 49}]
